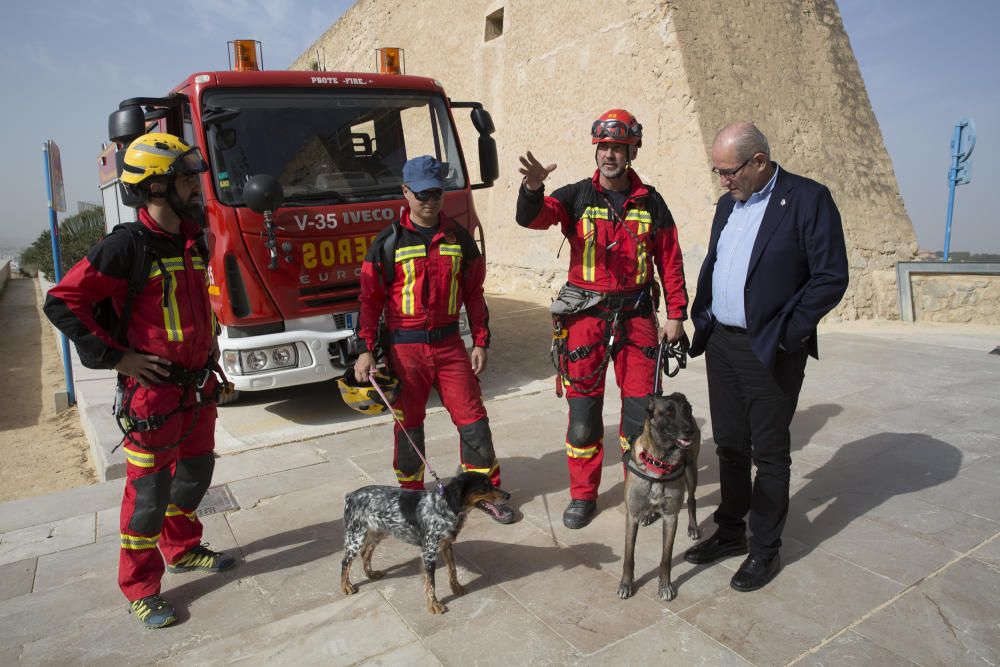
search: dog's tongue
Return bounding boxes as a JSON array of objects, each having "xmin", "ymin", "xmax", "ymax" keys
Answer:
[{"xmin": 476, "ymin": 500, "xmax": 502, "ymax": 518}]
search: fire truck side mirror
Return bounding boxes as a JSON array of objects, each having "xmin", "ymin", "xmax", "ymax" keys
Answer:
[
  {"xmin": 470, "ymin": 108, "xmax": 495, "ymax": 135},
  {"xmin": 244, "ymin": 174, "xmax": 283, "ymax": 214},
  {"xmin": 109, "ymin": 106, "xmax": 146, "ymax": 144},
  {"xmin": 471, "ymin": 109, "xmax": 498, "ymax": 188}
]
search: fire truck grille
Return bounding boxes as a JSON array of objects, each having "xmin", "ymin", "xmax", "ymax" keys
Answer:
[{"xmin": 298, "ymin": 284, "xmax": 361, "ymax": 310}]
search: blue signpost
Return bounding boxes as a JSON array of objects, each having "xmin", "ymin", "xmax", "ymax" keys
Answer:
[
  {"xmin": 943, "ymin": 118, "xmax": 975, "ymax": 261},
  {"xmin": 43, "ymin": 140, "xmax": 75, "ymax": 406}
]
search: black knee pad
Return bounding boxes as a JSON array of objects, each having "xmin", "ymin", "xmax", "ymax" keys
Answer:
[
  {"xmin": 170, "ymin": 453, "xmax": 215, "ymax": 510},
  {"xmin": 621, "ymin": 396, "xmax": 650, "ymax": 442},
  {"xmin": 459, "ymin": 418, "xmax": 496, "ymax": 467},
  {"xmin": 395, "ymin": 425, "xmax": 426, "ymax": 474},
  {"xmin": 128, "ymin": 468, "xmax": 172, "ymax": 534},
  {"xmin": 567, "ymin": 396, "xmax": 603, "ymax": 445}
]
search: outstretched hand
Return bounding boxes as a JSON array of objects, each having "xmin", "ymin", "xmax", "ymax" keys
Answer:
[{"xmin": 518, "ymin": 151, "xmax": 557, "ymax": 192}]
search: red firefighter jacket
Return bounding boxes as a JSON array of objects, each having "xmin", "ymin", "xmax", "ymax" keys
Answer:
[
  {"xmin": 516, "ymin": 169, "xmax": 688, "ymax": 320},
  {"xmin": 44, "ymin": 208, "xmax": 216, "ymax": 371},
  {"xmin": 358, "ymin": 211, "xmax": 490, "ymax": 351}
]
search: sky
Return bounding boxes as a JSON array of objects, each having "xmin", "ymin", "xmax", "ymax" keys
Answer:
[{"xmin": 1, "ymin": 0, "xmax": 997, "ymax": 252}]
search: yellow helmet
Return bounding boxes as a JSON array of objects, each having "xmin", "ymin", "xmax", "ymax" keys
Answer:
[
  {"xmin": 337, "ymin": 368, "xmax": 400, "ymax": 415},
  {"xmin": 120, "ymin": 132, "xmax": 208, "ymax": 185}
]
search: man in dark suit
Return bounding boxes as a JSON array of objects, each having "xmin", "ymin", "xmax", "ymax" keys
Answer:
[{"xmin": 684, "ymin": 122, "xmax": 849, "ymax": 591}]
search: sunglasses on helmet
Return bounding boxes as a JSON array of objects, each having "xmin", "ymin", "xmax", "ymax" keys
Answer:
[
  {"xmin": 411, "ymin": 188, "xmax": 444, "ymax": 202},
  {"xmin": 175, "ymin": 148, "xmax": 209, "ymax": 175},
  {"xmin": 591, "ymin": 118, "xmax": 641, "ymax": 141}
]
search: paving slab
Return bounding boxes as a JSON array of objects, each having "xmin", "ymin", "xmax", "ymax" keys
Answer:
[
  {"xmin": 4, "ymin": 320, "xmax": 999, "ymax": 664},
  {"xmin": 0, "ymin": 513, "xmax": 95, "ymax": 566},
  {"xmin": 854, "ymin": 557, "xmax": 1000, "ymax": 666}
]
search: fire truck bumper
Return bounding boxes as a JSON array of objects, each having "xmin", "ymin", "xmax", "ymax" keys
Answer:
[{"xmin": 218, "ymin": 311, "xmax": 472, "ymax": 393}]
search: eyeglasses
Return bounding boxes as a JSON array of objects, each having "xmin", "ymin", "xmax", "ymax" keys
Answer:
[
  {"xmin": 411, "ymin": 188, "xmax": 443, "ymax": 202},
  {"xmin": 591, "ymin": 119, "xmax": 641, "ymax": 141},
  {"xmin": 712, "ymin": 157, "xmax": 751, "ymax": 179}
]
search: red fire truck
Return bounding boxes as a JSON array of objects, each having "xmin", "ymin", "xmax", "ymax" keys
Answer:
[{"xmin": 98, "ymin": 44, "xmax": 498, "ymax": 403}]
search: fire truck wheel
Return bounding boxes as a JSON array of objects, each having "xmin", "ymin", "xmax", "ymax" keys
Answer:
[{"xmin": 216, "ymin": 386, "xmax": 240, "ymax": 406}]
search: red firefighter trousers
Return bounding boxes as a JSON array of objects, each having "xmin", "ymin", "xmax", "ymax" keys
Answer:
[
  {"xmin": 118, "ymin": 379, "xmax": 218, "ymax": 601},
  {"xmin": 388, "ymin": 335, "xmax": 500, "ymax": 490},
  {"xmin": 562, "ymin": 312, "xmax": 658, "ymax": 501}
]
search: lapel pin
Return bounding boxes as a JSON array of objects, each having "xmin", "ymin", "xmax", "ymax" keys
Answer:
[{"xmin": 780, "ymin": 198, "xmax": 786, "ymax": 206}]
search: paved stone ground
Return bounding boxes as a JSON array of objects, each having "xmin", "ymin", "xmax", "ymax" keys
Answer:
[{"xmin": 2, "ymin": 319, "xmax": 997, "ymax": 666}]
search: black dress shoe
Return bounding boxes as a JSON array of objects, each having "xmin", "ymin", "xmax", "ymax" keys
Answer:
[
  {"xmin": 730, "ymin": 553, "xmax": 781, "ymax": 592},
  {"xmin": 562, "ymin": 499, "xmax": 597, "ymax": 529},
  {"xmin": 684, "ymin": 532, "xmax": 748, "ymax": 564}
]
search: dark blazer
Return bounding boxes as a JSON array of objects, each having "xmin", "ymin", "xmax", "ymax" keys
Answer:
[{"xmin": 689, "ymin": 166, "xmax": 849, "ymax": 370}]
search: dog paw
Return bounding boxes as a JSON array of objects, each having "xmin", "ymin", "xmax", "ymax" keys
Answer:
[
  {"xmin": 658, "ymin": 582, "xmax": 677, "ymax": 601},
  {"xmin": 617, "ymin": 581, "xmax": 634, "ymax": 599},
  {"xmin": 688, "ymin": 525, "xmax": 702, "ymax": 540},
  {"xmin": 342, "ymin": 582, "xmax": 358, "ymax": 596},
  {"xmin": 366, "ymin": 569, "xmax": 386, "ymax": 580},
  {"xmin": 450, "ymin": 582, "xmax": 466, "ymax": 596},
  {"xmin": 428, "ymin": 600, "xmax": 448, "ymax": 614}
]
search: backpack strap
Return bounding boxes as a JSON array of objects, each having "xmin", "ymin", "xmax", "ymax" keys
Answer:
[
  {"xmin": 380, "ymin": 220, "xmax": 401, "ymax": 286},
  {"xmin": 109, "ymin": 222, "xmax": 153, "ymax": 346}
]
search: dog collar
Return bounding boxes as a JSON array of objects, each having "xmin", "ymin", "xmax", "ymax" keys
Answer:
[{"xmin": 621, "ymin": 449, "xmax": 685, "ymax": 483}]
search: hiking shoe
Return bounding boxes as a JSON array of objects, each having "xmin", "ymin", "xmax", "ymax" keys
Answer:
[
  {"xmin": 129, "ymin": 594, "xmax": 176, "ymax": 629},
  {"xmin": 562, "ymin": 499, "xmax": 597, "ymax": 529},
  {"xmin": 166, "ymin": 544, "xmax": 235, "ymax": 574}
]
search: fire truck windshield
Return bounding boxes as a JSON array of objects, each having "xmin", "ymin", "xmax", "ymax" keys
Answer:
[{"xmin": 202, "ymin": 90, "xmax": 467, "ymax": 206}]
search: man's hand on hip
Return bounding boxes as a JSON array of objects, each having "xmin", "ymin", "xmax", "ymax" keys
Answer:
[{"xmin": 115, "ymin": 349, "xmax": 170, "ymax": 387}]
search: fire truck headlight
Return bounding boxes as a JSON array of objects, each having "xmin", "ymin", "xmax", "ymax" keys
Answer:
[
  {"xmin": 272, "ymin": 347, "xmax": 293, "ymax": 367},
  {"xmin": 245, "ymin": 350, "xmax": 268, "ymax": 371},
  {"xmin": 222, "ymin": 350, "xmax": 241, "ymax": 376}
]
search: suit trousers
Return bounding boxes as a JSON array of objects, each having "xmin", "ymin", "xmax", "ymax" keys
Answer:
[{"xmin": 705, "ymin": 325, "xmax": 807, "ymax": 558}]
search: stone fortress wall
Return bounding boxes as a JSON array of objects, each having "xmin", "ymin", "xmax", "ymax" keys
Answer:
[{"xmin": 293, "ymin": 0, "xmax": 934, "ymax": 321}]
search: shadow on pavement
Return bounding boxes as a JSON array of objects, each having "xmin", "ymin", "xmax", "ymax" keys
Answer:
[{"xmin": 785, "ymin": 432, "xmax": 963, "ymax": 565}]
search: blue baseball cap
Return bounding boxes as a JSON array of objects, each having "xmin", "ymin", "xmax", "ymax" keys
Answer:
[{"xmin": 402, "ymin": 155, "xmax": 447, "ymax": 192}]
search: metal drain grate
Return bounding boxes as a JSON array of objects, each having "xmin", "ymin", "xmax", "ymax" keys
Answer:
[{"xmin": 196, "ymin": 484, "xmax": 240, "ymax": 518}]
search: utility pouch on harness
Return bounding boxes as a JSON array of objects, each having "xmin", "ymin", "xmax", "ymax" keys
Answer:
[{"xmin": 549, "ymin": 283, "xmax": 605, "ymax": 316}]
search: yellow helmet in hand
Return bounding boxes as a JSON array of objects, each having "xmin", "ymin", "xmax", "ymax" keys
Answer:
[{"xmin": 337, "ymin": 368, "xmax": 400, "ymax": 415}]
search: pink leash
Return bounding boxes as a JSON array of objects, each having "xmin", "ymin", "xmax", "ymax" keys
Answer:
[{"xmin": 367, "ymin": 369, "xmax": 444, "ymax": 493}]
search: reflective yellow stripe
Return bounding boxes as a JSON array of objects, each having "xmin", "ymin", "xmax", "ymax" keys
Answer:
[
  {"xmin": 124, "ymin": 447, "xmax": 155, "ymax": 469},
  {"xmin": 626, "ymin": 210, "xmax": 653, "ymax": 283},
  {"xmin": 163, "ymin": 271, "xmax": 182, "ymax": 342},
  {"xmin": 461, "ymin": 461, "xmax": 498, "ymax": 476},
  {"xmin": 448, "ymin": 256, "xmax": 460, "ymax": 315},
  {"xmin": 439, "ymin": 244, "xmax": 463, "ymax": 257},
  {"xmin": 165, "ymin": 504, "xmax": 198, "ymax": 522},
  {"xmin": 121, "ymin": 533, "xmax": 160, "ymax": 550},
  {"xmin": 400, "ymin": 260, "xmax": 417, "ymax": 315},
  {"xmin": 148, "ymin": 257, "xmax": 185, "ymax": 278},
  {"xmin": 191, "ymin": 256, "xmax": 206, "ymax": 271},
  {"xmin": 394, "ymin": 245, "xmax": 426, "ymax": 262},
  {"xmin": 566, "ymin": 442, "xmax": 599, "ymax": 459},
  {"xmin": 395, "ymin": 465, "xmax": 425, "ymax": 483},
  {"xmin": 580, "ymin": 208, "xmax": 601, "ymax": 282}
]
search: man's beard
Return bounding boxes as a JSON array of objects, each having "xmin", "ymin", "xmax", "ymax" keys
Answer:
[{"xmin": 600, "ymin": 163, "xmax": 626, "ymax": 180}]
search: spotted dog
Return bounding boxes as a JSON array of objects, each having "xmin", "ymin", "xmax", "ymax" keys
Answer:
[
  {"xmin": 618, "ymin": 392, "xmax": 701, "ymax": 601},
  {"xmin": 341, "ymin": 472, "xmax": 510, "ymax": 614}
]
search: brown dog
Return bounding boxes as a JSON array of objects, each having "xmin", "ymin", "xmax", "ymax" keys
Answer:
[{"xmin": 618, "ymin": 392, "xmax": 700, "ymax": 601}]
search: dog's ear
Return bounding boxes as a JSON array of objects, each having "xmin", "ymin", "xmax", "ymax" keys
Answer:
[
  {"xmin": 444, "ymin": 478, "xmax": 465, "ymax": 514},
  {"xmin": 646, "ymin": 395, "xmax": 656, "ymax": 416}
]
